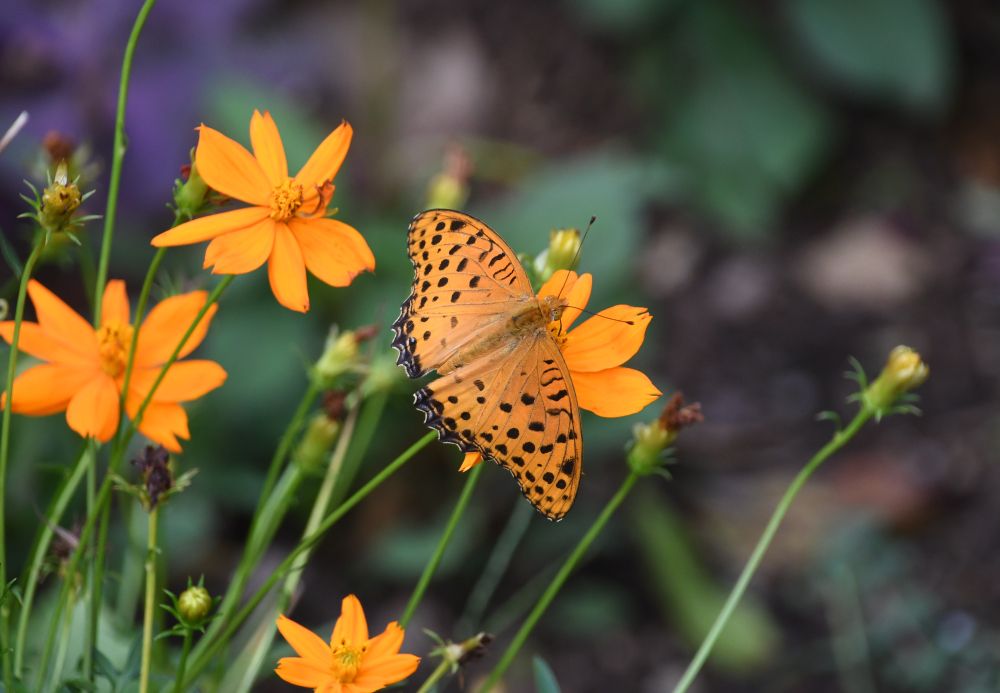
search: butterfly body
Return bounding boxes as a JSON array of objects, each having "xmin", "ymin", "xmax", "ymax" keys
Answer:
[{"xmin": 393, "ymin": 210, "xmax": 582, "ymax": 520}]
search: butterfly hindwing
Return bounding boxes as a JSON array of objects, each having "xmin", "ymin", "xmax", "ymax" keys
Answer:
[
  {"xmin": 414, "ymin": 334, "xmax": 582, "ymax": 520},
  {"xmin": 392, "ymin": 210, "xmax": 534, "ymax": 377}
]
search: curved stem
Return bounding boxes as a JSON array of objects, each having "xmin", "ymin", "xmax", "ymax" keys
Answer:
[
  {"xmin": 0, "ymin": 241, "xmax": 42, "ymax": 685},
  {"xmin": 13, "ymin": 443, "xmax": 90, "ymax": 676},
  {"xmin": 92, "ymin": 0, "xmax": 158, "ymax": 322},
  {"xmin": 138, "ymin": 507, "xmax": 159, "ymax": 693},
  {"xmin": 181, "ymin": 432, "xmax": 437, "ymax": 687},
  {"xmin": 415, "ymin": 659, "xmax": 452, "ymax": 693},
  {"xmin": 400, "ymin": 463, "xmax": 483, "ymax": 628},
  {"xmin": 670, "ymin": 407, "xmax": 873, "ymax": 693},
  {"xmin": 480, "ymin": 473, "xmax": 640, "ymax": 692}
]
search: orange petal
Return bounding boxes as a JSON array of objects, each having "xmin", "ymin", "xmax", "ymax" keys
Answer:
[
  {"xmin": 0, "ymin": 322, "xmax": 94, "ymax": 367},
  {"xmin": 2, "ymin": 364, "xmax": 96, "ymax": 415},
  {"xmin": 193, "ymin": 124, "xmax": 271, "ymax": 205},
  {"xmin": 274, "ymin": 657, "xmax": 333, "ymax": 688},
  {"xmin": 151, "ymin": 206, "xmax": 271, "ymax": 247},
  {"xmin": 330, "ymin": 595, "xmax": 368, "ymax": 648},
  {"xmin": 571, "ymin": 367, "xmax": 661, "ymax": 417},
  {"xmin": 561, "ymin": 305, "xmax": 652, "ymax": 372},
  {"xmin": 101, "ymin": 279, "xmax": 130, "ymax": 326},
  {"xmin": 249, "ymin": 110, "xmax": 288, "ymax": 185},
  {"xmin": 458, "ymin": 452, "xmax": 482, "ymax": 472},
  {"xmin": 352, "ymin": 654, "xmax": 420, "ymax": 689},
  {"xmin": 268, "ymin": 224, "xmax": 309, "ymax": 312},
  {"xmin": 135, "ymin": 292, "xmax": 219, "ymax": 367},
  {"xmin": 129, "ymin": 360, "xmax": 227, "ymax": 403},
  {"xmin": 365, "ymin": 622, "xmax": 405, "ymax": 662},
  {"xmin": 538, "ymin": 271, "xmax": 592, "ymax": 330},
  {"xmin": 288, "ymin": 217, "xmax": 374, "ymax": 288},
  {"xmin": 65, "ymin": 374, "xmax": 120, "ymax": 442},
  {"xmin": 294, "ymin": 121, "xmax": 352, "ymax": 190},
  {"xmin": 278, "ymin": 614, "xmax": 332, "ymax": 664},
  {"xmin": 204, "ymin": 217, "xmax": 276, "ymax": 275},
  {"xmin": 26, "ymin": 281, "xmax": 98, "ymax": 358},
  {"xmin": 133, "ymin": 400, "xmax": 189, "ymax": 452}
]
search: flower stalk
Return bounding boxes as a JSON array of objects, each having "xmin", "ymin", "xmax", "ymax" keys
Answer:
[{"xmin": 138, "ymin": 506, "xmax": 159, "ymax": 693}]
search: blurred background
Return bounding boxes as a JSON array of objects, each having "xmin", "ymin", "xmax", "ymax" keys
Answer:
[{"xmin": 2, "ymin": 0, "xmax": 1000, "ymax": 690}]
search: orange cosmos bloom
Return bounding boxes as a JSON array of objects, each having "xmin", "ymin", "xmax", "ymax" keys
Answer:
[
  {"xmin": 0, "ymin": 280, "xmax": 226, "ymax": 452},
  {"xmin": 460, "ymin": 269, "xmax": 661, "ymax": 471},
  {"xmin": 151, "ymin": 110, "xmax": 375, "ymax": 313},
  {"xmin": 275, "ymin": 595, "xmax": 420, "ymax": 692}
]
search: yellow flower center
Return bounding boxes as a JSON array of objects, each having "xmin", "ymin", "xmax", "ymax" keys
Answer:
[
  {"xmin": 330, "ymin": 641, "xmax": 366, "ymax": 683},
  {"xmin": 269, "ymin": 179, "xmax": 304, "ymax": 221},
  {"xmin": 547, "ymin": 322, "xmax": 567, "ymax": 347},
  {"xmin": 97, "ymin": 322, "xmax": 134, "ymax": 378}
]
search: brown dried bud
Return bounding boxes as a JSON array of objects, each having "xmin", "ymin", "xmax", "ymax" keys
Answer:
[
  {"xmin": 133, "ymin": 445, "xmax": 172, "ymax": 510},
  {"xmin": 42, "ymin": 131, "xmax": 76, "ymax": 164}
]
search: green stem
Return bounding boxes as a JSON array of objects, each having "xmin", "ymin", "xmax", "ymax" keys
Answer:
[
  {"xmin": 13, "ymin": 443, "xmax": 90, "ymax": 676},
  {"xmin": 457, "ymin": 499, "xmax": 533, "ymax": 636},
  {"xmin": 181, "ymin": 432, "xmax": 437, "ymax": 687},
  {"xmin": 400, "ymin": 463, "xmax": 483, "ymax": 628},
  {"xmin": 139, "ymin": 507, "xmax": 159, "ymax": 693},
  {"xmin": 670, "ymin": 407, "xmax": 873, "ymax": 693},
  {"xmin": 415, "ymin": 658, "xmax": 452, "ymax": 693},
  {"xmin": 0, "ymin": 241, "xmax": 42, "ymax": 686},
  {"xmin": 36, "ymin": 276, "xmax": 231, "ymax": 681},
  {"xmin": 234, "ymin": 403, "xmax": 361, "ymax": 692},
  {"xmin": 195, "ymin": 379, "xmax": 320, "ymax": 668},
  {"xmin": 47, "ymin": 591, "xmax": 76, "ymax": 693},
  {"xmin": 92, "ymin": 0, "xmax": 158, "ymax": 321},
  {"xmin": 172, "ymin": 629, "xmax": 193, "ymax": 693},
  {"xmin": 82, "ymin": 441, "xmax": 97, "ymax": 679},
  {"xmin": 480, "ymin": 473, "xmax": 640, "ymax": 692},
  {"xmin": 328, "ymin": 389, "xmax": 388, "ymax": 508}
]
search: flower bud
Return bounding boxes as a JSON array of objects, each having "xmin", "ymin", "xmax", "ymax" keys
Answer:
[
  {"xmin": 863, "ymin": 345, "xmax": 929, "ymax": 415},
  {"xmin": 627, "ymin": 392, "xmax": 703, "ymax": 476},
  {"xmin": 174, "ymin": 152, "xmax": 209, "ymax": 219},
  {"xmin": 426, "ymin": 143, "xmax": 471, "ymax": 210},
  {"xmin": 294, "ymin": 412, "xmax": 341, "ymax": 474},
  {"xmin": 313, "ymin": 327, "xmax": 360, "ymax": 387},
  {"xmin": 39, "ymin": 162, "xmax": 82, "ymax": 234},
  {"xmin": 533, "ymin": 228, "xmax": 582, "ymax": 283},
  {"xmin": 178, "ymin": 585, "xmax": 213, "ymax": 624}
]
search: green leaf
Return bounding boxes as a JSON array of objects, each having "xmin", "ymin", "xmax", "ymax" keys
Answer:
[
  {"xmin": 532, "ymin": 656, "xmax": 562, "ymax": 693},
  {"xmin": 786, "ymin": 0, "xmax": 954, "ymax": 113}
]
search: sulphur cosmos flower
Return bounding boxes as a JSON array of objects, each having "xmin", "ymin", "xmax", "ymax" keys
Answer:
[
  {"xmin": 152, "ymin": 110, "xmax": 374, "ymax": 313},
  {"xmin": 0, "ymin": 280, "xmax": 225, "ymax": 451},
  {"xmin": 459, "ymin": 269, "xmax": 661, "ymax": 471},
  {"xmin": 275, "ymin": 595, "xmax": 419, "ymax": 692}
]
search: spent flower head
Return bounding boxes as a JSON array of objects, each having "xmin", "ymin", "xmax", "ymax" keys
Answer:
[
  {"xmin": 628, "ymin": 392, "xmax": 703, "ymax": 476},
  {"xmin": 173, "ymin": 150, "xmax": 209, "ymax": 220}
]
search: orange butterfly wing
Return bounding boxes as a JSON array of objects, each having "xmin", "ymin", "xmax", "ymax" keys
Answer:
[{"xmin": 392, "ymin": 210, "xmax": 583, "ymax": 520}]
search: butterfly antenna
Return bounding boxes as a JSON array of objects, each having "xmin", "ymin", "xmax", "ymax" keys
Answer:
[
  {"xmin": 565, "ymin": 305, "xmax": 641, "ymax": 326},
  {"xmin": 555, "ymin": 215, "xmax": 597, "ymax": 299}
]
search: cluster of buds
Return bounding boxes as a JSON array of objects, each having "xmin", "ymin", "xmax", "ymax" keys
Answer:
[
  {"xmin": 627, "ymin": 392, "xmax": 703, "ymax": 476},
  {"xmin": 860, "ymin": 345, "xmax": 929, "ymax": 420},
  {"xmin": 533, "ymin": 227, "xmax": 583, "ymax": 284}
]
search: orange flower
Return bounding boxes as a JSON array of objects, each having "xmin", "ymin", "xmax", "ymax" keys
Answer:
[
  {"xmin": 0, "ymin": 280, "xmax": 226, "ymax": 452},
  {"xmin": 275, "ymin": 595, "xmax": 419, "ymax": 692},
  {"xmin": 151, "ymin": 110, "xmax": 375, "ymax": 313},
  {"xmin": 459, "ymin": 270, "xmax": 661, "ymax": 472}
]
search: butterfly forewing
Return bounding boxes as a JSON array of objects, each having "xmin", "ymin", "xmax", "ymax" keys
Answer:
[
  {"xmin": 393, "ymin": 209, "xmax": 583, "ymax": 520},
  {"xmin": 392, "ymin": 210, "xmax": 534, "ymax": 377}
]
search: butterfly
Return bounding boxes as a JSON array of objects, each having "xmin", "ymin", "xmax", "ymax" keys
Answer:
[{"xmin": 392, "ymin": 210, "xmax": 582, "ymax": 520}]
